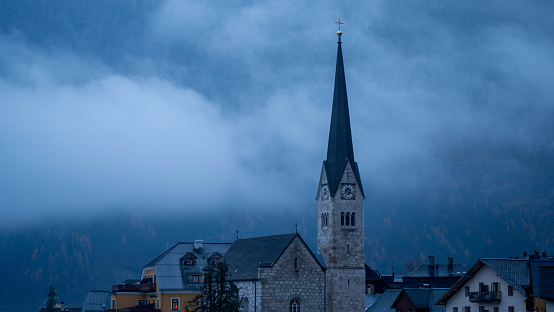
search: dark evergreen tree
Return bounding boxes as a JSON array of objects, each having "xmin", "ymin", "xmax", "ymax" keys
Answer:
[
  {"xmin": 185, "ymin": 262, "xmax": 243, "ymax": 312},
  {"xmin": 45, "ymin": 285, "xmax": 57, "ymax": 312}
]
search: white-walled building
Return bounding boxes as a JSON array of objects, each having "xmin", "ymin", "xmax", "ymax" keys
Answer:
[{"xmin": 437, "ymin": 256, "xmax": 554, "ymax": 312}]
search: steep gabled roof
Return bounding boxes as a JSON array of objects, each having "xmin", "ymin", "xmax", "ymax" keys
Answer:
[
  {"xmin": 405, "ymin": 289, "xmax": 432, "ymax": 308},
  {"xmin": 366, "ymin": 289, "xmax": 401, "ymax": 312},
  {"xmin": 224, "ymin": 233, "xmax": 322, "ymax": 281},
  {"xmin": 324, "ymin": 35, "xmax": 364, "ymax": 198},
  {"xmin": 391, "ymin": 288, "xmax": 448, "ymax": 312},
  {"xmin": 436, "ymin": 258, "xmax": 530, "ymax": 305}
]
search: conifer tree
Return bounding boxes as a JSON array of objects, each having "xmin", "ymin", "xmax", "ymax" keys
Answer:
[
  {"xmin": 45, "ymin": 285, "xmax": 57, "ymax": 312},
  {"xmin": 185, "ymin": 262, "xmax": 242, "ymax": 312}
]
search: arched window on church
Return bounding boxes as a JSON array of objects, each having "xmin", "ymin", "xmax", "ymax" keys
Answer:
[
  {"xmin": 351, "ymin": 212, "xmax": 355, "ymax": 226},
  {"xmin": 341, "ymin": 212, "xmax": 345, "ymax": 226},
  {"xmin": 346, "ymin": 213, "xmax": 350, "ymax": 226},
  {"xmin": 289, "ymin": 298, "xmax": 300, "ymax": 312},
  {"xmin": 321, "ymin": 213, "xmax": 325, "ymax": 228}
]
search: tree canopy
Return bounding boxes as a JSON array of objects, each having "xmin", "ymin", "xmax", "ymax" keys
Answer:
[{"xmin": 186, "ymin": 262, "xmax": 243, "ymax": 312}]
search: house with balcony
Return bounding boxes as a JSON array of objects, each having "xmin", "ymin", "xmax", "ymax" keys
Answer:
[
  {"xmin": 108, "ymin": 240, "xmax": 232, "ymax": 312},
  {"xmin": 436, "ymin": 252, "xmax": 554, "ymax": 312}
]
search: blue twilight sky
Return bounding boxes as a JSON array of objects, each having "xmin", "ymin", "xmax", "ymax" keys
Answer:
[{"xmin": 1, "ymin": 0, "xmax": 553, "ymax": 225}]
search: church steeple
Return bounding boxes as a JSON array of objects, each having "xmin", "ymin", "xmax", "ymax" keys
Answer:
[
  {"xmin": 317, "ymin": 26, "xmax": 366, "ymax": 312},
  {"xmin": 323, "ymin": 32, "xmax": 364, "ymax": 197}
]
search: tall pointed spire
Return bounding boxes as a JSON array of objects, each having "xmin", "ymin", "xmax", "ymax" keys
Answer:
[{"xmin": 323, "ymin": 31, "xmax": 364, "ymax": 197}]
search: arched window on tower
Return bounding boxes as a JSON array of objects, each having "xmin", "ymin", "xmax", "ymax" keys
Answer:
[
  {"xmin": 341, "ymin": 212, "xmax": 345, "ymax": 226},
  {"xmin": 351, "ymin": 212, "xmax": 355, "ymax": 226},
  {"xmin": 321, "ymin": 213, "xmax": 325, "ymax": 228},
  {"xmin": 346, "ymin": 213, "xmax": 351, "ymax": 226},
  {"xmin": 289, "ymin": 298, "xmax": 300, "ymax": 312}
]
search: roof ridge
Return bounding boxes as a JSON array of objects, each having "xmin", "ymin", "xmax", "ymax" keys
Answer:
[{"xmin": 236, "ymin": 232, "xmax": 296, "ymax": 241}]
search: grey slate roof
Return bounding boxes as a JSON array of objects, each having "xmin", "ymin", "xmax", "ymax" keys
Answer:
[
  {"xmin": 224, "ymin": 233, "xmax": 322, "ymax": 281},
  {"xmin": 324, "ymin": 36, "xmax": 364, "ymax": 198},
  {"xmin": 538, "ymin": 266, "xmax": 554, "ymax": 300},
  {"xmin": 143, "ymin": 242, "xmax": 232, "ymax": 291},
  {"xmin": 82, "ymin": 290, "xmax": 110, "ymax": 312},
  {"xmin": 481, "ymin": 258, "xmax": 530, "ymax": 296},
  {"xmin": 404, "ymin": 288, "xmax": 432, "ymax": 308},
  {"xmin": 365, "ymin": 294, "xmax": 382, "ymax": 310},
  {"xmin": 405, "ymin": 263, "xmax": 466, "ymax": 278},
  {"xmin": 391, "ymin": 289, "xmax": 447, "ymax": 312},
  {"xmin": 429, "ymin": 289, "xmax": 448, "ymax": 312},
  {"xmin": 366, "ymin": 289, "xmax": 400, "ymax": 312}
]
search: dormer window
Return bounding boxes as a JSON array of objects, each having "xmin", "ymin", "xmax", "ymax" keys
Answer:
[
  {"xmin": 181, "ymin": 252, "xmax": 197, "ymax": 266},
  {"xmin": 207, "ymin": 252, "xmax": 223, "ymax": 267}
]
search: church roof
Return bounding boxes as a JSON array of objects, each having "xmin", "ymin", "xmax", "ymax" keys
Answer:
[
  {"xmin": 324, "ymin": 35, "xmax": 364, "ymax": 197},
  {"xmin": 224, "ymin": 233, "xmax": 322, "ymax": 281}
]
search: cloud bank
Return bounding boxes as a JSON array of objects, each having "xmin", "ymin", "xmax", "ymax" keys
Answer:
[{"xmin": 0, "ymin": 0, "xmax": 553, "ymax": 225}]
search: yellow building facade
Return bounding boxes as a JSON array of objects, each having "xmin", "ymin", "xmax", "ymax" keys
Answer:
[{"xmin": 109, "ymin": 240, "xmax": 231, "ymax": 312}]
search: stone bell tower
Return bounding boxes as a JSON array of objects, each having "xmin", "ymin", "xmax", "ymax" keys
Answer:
[{"xmin": 316, "ymin": 24, "xmax": 366, "ymax": 312}]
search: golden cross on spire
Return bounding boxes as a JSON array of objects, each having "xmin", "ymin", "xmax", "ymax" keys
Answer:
[
  {"xmin": 335, "ymin": 18, "xmax": 343, "ymax": 31},
  {"xmin": 335, "ymin": 18, "xmax": 343, "ymax": 37}
]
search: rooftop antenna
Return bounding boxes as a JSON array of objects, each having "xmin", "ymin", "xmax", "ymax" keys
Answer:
[{"xmin": 235, "ymin": 230, "xmax": 239, "ymax": 240}]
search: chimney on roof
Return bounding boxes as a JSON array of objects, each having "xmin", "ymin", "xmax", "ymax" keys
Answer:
[
  {"xmin": 429, "ymin": 256, "xmax": 435, "ymax": 267},
  {"xmin": 448, "ymin": 257, "xmax": 453, "ymax": 268},
  {"xmin": 195, "ymin": 240, "xmax": 203, "ymax": 250},
  {"xmin": 535, "ymin": 250, "xmax": 540, "ymax": 258},
  {"xmin": 542, "ymin": 249, "xmax": 547, "ymax": 257}
]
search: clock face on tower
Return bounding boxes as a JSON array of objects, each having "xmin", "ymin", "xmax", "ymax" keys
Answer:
[
  {"xmin": 321, "ymin": 185, "xmax": 329, "ymax": 200},
  {"xmin": 341, "ymin": 183, "xmax": 356, "ymax": 200}
]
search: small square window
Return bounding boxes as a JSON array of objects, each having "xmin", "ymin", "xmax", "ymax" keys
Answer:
[{"xmin": 453, "ymin": 308, "xmax": 458, "ymax": 312}]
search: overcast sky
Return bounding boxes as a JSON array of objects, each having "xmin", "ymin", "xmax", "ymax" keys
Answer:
[{"xmin": 1, "ymin": 0, "xmax": 553, "ymax": 226}]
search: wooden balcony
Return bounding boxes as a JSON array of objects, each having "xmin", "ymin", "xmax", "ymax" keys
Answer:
[
  {"xmin": 111, "ymin": 282, "xmax": 157, "ymax": 293},
  {"xmin": 105, "ymin": 303, "xmax": 160, "ymax": 312},
  {"xmin": 469, "ymin": 291, "xmax": 502, "ymax": 302}
]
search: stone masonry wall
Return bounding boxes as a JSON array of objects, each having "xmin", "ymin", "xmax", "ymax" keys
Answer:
[
  {"xmin": 256, "ymin": 236, "xmax": 325, "ymax": 312},
  {"xmin": 235, "ymin": 280, "xmax": 261, "ymax": 312}
]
